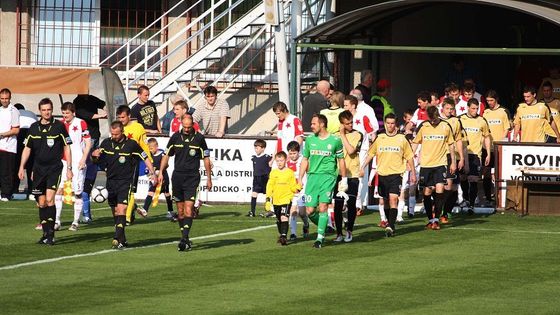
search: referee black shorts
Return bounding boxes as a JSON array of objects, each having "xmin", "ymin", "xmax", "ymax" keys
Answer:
[
  {"xmin": 252, "ymin": 175, "xmax": 268, "ymax": 194},
  {"xmin": 419, "ymin": 166, "xmax": 447, "ymax": 188},
  {"xmin": 378, "ymin": 174, "xmax": 403, "ymax": 199},
  {"xmin": 107, "ymin": 179, "xmax": 134, "ymax": 207},
  {"xmin": 172, "ymin": 171, "xmax": 200, "ymax": 202},
  {"xmin": 31, "ymin": 164, "xmax": 63, "ymax": 195}
]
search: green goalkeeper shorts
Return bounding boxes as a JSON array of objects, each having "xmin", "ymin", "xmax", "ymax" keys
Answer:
[{"xmin": 304, "ymin": 173, "xmax": 337, "ymax": 207}]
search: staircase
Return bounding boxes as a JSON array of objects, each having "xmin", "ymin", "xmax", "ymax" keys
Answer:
[{"xmin": 99, "ymin": 0, "xmax": 278, "ymax": 106}]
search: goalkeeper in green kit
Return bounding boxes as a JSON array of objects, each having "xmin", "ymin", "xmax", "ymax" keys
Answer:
[{"xmin": 298, "ymin": 114, "xmax": 347, "ymax": 249}]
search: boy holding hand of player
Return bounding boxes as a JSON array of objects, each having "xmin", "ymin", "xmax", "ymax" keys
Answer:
[{"xmin": 286, "ymin": 141, "xmax": 309, "ymax": 240}]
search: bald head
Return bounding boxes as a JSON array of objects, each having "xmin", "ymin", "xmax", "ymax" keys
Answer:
[
  {"xmin": 316, "ymin": 80, "xmax": 330, "ymax": 98},
  {"xmin": 349, "ymin": 89, "xmax": 363, "ymax": 101}
]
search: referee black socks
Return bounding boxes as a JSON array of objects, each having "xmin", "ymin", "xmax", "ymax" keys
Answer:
[
  {"xmin": 143, "ymin": 196, "xmax": 153, "ymax": 211},
  {"xmin": 179, "ymin": 217, "xmax": 193, "ymax": 239},
  {"xmin": 115, "ymin": 215, "xmax": 126, "ymax": 243}
]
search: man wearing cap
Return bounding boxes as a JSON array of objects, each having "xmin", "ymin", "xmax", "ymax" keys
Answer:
[{"xmin": 371, "ymin": 79, "xmax": 395, "ymax": 133}]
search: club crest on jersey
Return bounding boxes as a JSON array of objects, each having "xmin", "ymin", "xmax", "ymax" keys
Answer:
[
  {"xmin": 46, "ymin": 138, "xmax": 54, "ymax": 147},
  {"xmin": 327, "ymin": 144, "xmax": 332, "ymax": 150},
  {"xmin": 189, "ymin": 149, "xmax": 196, "ymax": 156},
  {"xmin": 118, "ymin": 156, "xmax": 126, "ymax": 164}
]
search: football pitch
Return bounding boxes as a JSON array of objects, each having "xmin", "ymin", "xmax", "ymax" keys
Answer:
[{"xmin": 1, "ymin": 201, "xmax": 559, "ymax": 314}]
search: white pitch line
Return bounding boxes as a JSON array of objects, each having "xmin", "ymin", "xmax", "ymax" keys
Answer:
[
  {"xmin": 449, "ymin": 227, "xmax": 560, "ymax": 235},
  {"xmin": 0, "ymin": 224, "xmax": 275, "ymax": 271}
]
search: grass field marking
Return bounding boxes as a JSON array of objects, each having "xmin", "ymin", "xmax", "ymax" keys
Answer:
[
  {"xmin": 0, "ymin": 206, "xmax": 112, "ymax": 212},
  {"xmin": 0, "ymin": 224, "xmax": 276, "ymax": 272},
  {"xmin": 449, "ymin": 227, "xmax": 560, "ymax": 235}
]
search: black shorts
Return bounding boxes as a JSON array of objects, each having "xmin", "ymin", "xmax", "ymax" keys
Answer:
[
  {"xmin": 107, "ymin": 179, "xmax": 134, "ymax": 207},
  {"xmin": 273, "ymin": 204, "xmax": 290, "ymax": 217},
  {"xmin": 446, "ymin": 154, "xmax": 460, "ymax": 184},
  {"xmin": 546, "ymin": 135, "xmax": 557, "ymax": 144},
  {"xmin": 481, "ymin": 149, "xmax": 494, "ymax": 169},
  {"xmin": 149, "ymin": 172, "xmax": 170, "ymax": 194},
  {"xmin": 32, "ymin": 164, "xmax": 63, "ymax": 195},
  {"xmin": 252, "ymin": 175, "xmax": 268, "ymax": 194},
  {"xmin": 466, "ymin": 154, "xmax": 482, "ymax": 176},
  {"xmin": 419, "ymin": 166, "xmax": 447, "ymax": 187},
  {"xmin": 172, "ymin": 171, "xmax": 200, "ymax": 202},
  {"xmin": 333, "ymin": 177, "xmax": 359, "ymax": 198},
  {"xmin": 378, "ymin": 174, "xmax": 403, "ymax": 199}
]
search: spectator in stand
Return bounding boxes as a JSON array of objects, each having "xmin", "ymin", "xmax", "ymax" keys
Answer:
[
  {"xmin": 0, "ymin": 88, "xmax": 20, "ymax": 201},
  {"xmin": 74, "ymin": 94, "xmax": 106, "ymax": 223},
  {"xmin": 169, "ymin": 100, "xmax": 200, "ymax": 135},
  {"xmin": 13, "ymin": 103, "xmax": 36, "ymax": 198},
  {"xmin": 371, "ymin": 79, "xmax": 395, "ymax": 133},
  {"xmin": 320, "ymin": 91, "xmax": 345, "ymax": 135},
  {"xmin": 355, "ymin": 69, "xmax": 374, "ymax": 107},
  {"xmin": 302, "ymin": 80, "xmax": 330, "ymax": 133},
  {"xmin": 192, "ymin": 86, "xmax": 230, "ymax": 137},
  {"xmin": 161, "ymin": 94, "xmax": 184, "ymax": 134},
  {"xmin": 411, "ymin": 91, "xmax": 431, "ymax": 126},
  {"xmin": 131, "ymin": 85, "xmax": 161, "ymax": 134}
]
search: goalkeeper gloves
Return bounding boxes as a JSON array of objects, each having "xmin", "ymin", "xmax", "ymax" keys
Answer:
[
  {"xmin": 335, "ymin": 191, "xmax": 349, "ymax": 203},
  {"xmin": 337, "ymin": 177, "xmax": 348, "ymax": 193}
]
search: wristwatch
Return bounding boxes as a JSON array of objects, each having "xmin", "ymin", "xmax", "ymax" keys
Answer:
[{"xmin": 67, "ymin": 166, "xmax": 72, "ymax": 170}]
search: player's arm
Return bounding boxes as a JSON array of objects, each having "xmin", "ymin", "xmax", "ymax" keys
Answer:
[
  {"xmin": 80, "ymin": 137, "xmax": 92, "ymax": 170},
  {"xmin": 18, "ymin": 147, "xmax": 31, "ymax": 180},
  {"xmin": 337, "ymin": 158, "xmax": 347, "ymax": 178},
  {"xmin": 158, "ymin": 154, "xmax": 170, "ymax": 184},
  {"xmin": 407, "ymin": 157, "xmax": 417, "ymax": 185},
  {"xmin": 143, "ymin": 156, "xmax": 158, "ymax": 185},
  {"xmin": 203, "ymin": 156, "xmax": 212, "ymax": 190},
  {"xmin": 63, "ymin": 143, "xmax": 73, "ymax": 181},
  {"xmin": 138, "ymin": 130, "xmax": 152, "ymax": 161},
  {"xmin": 339, "ymin": 128, "xmax": 358, "ymax": 155},
  {"xmin": 551, "ymin": 119, "xmax": 560, "ymax": 142},
  {"xmin": 298, "ymin": 157, "xmax": 308, "ymax": 185},
  {"xmin": 266, "ymin": 172, "xmax": 275, "ymax": 198},
  {"xmin": 157, "ymin": 115, "xmax": 162, "ymax": 133},
  {"xmin": 513, "ymin": 112, "xmax": 521, "ymax": 141},
  {"xmin": 455, "ymin": 139, "xmax": 464, "ymax": 170}
]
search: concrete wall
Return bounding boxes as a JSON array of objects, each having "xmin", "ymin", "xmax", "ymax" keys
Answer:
[{"xmin": 0, "ymin": 1, "xmax": 18, "ymax": 65}]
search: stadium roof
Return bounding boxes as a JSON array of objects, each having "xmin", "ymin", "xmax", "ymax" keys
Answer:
[{"xmin": 297, "ymin": 0, "xmax": 560, "ymax": 42}]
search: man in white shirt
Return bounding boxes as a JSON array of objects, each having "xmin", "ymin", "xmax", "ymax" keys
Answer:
[{"xmin": 0, "ymin": 88, "xmax": 20, "ymax": 201}]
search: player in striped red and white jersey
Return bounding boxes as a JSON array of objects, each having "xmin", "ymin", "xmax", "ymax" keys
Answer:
[{"xmin": 273, "ymin": 101, "xmax": 303, "ymax": 155}]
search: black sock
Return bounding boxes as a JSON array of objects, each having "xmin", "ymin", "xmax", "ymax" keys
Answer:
[
  {"xmin": 346, "ymin": 195, "xmax": 357, "ymax": 232},
  {"xmin": 250, "ymin": 197, "xmax": 257, "ymax": 214},
  {"xmin": 460, "ymin": 180, "xmax": 469, "ymax": 202},
  {"xmin": 165, "ymin": 195, "xmax": 174, "ymax": 212},
  {"xmin": 143, "ymin": 195, "xmax": 153, "ymax": 211},
  {"xmin": 115, "ymin": 215, "xmax": 126, "ymax": 243},
  {"xmin": 423, "ymin": 194, "xmax": 433, "ymax": 220},
  {"xmin": 483, "ymin": 177, "xmax": 492, "ymax": 200},
  {"xmin": 444, "ymin": 190, "xmax": 457, "ymax": 215},
  {"xmin": 387, "ymin": 208, "xmax": 398, "ymax": 230},
  {"xmin": 441, "ymin": 190, "xmax": 451, "ymax": 216},
  {"xmin": 280, "ymin": 220, "xmax": 289, "ymax": 237},
  {"xmin": 469, "ymin": 182, "xmax": 478, "ymax": 206},
  {"xmin": 333, "ymin": 198, "xmax": 344, "ymax": 235},
  {"xmin": 39, "ymin": 206, "xmax": 48, "ymax": 237},
  {"xmin": 46, "ymin": 205, "xmax": 56, "ymax": 238},
  {"xmin": 434, "ymin": 192, "xmax": 444, "ymax": 219},
  {"xmin": 181, "ymin": 217, "xmax": 193, "ymax": 240}
]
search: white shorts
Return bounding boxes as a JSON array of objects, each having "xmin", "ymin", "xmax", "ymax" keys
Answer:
[{"xmin": 59, "ymin": 160, "xmax": 86, "ymax": 195}]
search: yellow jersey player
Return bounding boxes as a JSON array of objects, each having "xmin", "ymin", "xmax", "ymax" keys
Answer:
[
  {"xmin": 411, "ymin": 106, "xmax": 455, "ymax": 230},
  {"xmin": 458, "ymin": 98, "xmax": 491, "ymax": 214},
  {"xmin": 362, "ymin": 113, "xmax": 416, "ymax": 237},
  {"xmin": 116, "ymin": 105, "xmax": 152, "ymax": 224},
  {"xmin": 513, "ymin": 86, "xmax": 560, "ymax": 143}
]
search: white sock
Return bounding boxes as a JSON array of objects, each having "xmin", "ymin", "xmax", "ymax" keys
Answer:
[
  {"xmin": 290, "ymin": 214, "xmax": 297, "ymax": 235},
  {"xmin": 457, "ymin": 185, "xmax": 464, "ymax": 203},
  {"xmin": 73, "ymin": 198, "xmax": 83, "ymax": 224},
  {"xmin": 55, "ymin": 194, "xmax": 63, "ymax": 223},
  {"xmin": 397, "ymin": 199, "xmax": 405, "ymax": 218},
  {"xmin": 379, "ymin": 205, "xmax": 387, "ymax": 221}
]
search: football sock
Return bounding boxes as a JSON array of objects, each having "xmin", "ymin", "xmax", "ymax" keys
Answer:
[
  {"xmin": 483, "ymin": 177, "xmax": 492, "ymax": 201},
  {"xmin": 460, "ymin": 180, "xmax": 469, "ymax": 203},
  {"xmin": 55, "ymin": 194, "xmax": 63, "ymax": 223},
  {"xmin": 125, "ymin": 194, "xmax": 135, "ymax": 222},
  {"xmin": 442, "ymin": 190, "xmax": 451, "ymax": 216},
  {"xmin": 333, "ymin": 198, "xmax": 344, "ymax": 235},
  {"xmin": 115, "ymin": 215, "xmax": 126, "ymax": 243},
  {"xmin": 397, "ymin": 199, "xmax": 405, "ymax": 218},
  {"xmin": 423, "ymin": 194, "xmax": 433, "ymax": 220},
  {"xmin": 73, "ymin": 198, "xmax": 83, "ymax": 224},
  {"xmin": 434, "ymin": 192, "xmax": 444, "ymax": 219},
  {"xmin": 316, "ymin": 212, "xmax": 328, "ymax": 242},
  {"xmin": 143, "ymin": 195, "xmax": 153, "ymax": 211},
  {"xmin": 379, "ymin": 204, "xmax": 387, "ymax": 221},
  {"xmin": 250, "ymin": 197, "xmax": 257, "ymax": 215},
  {"xmin": 290, "ymin": 214, "xmax": 297, "ymax": 235},
  {"xmin": 469, "ymin": 182, "xmax": 478, "ymax": 206},
  {"xmin": 346, "ymin": 196, "xmax": 357, "ymax": 232},
  {"xmin": 408, "ymin": 190, "xmax": 416, "ymax": 215},
  {"xmin": 165, "ymin": 195, "xmax": 174, "ymax": 212},
  {"xmin": 280, "ymin": 220, "xmax": 289, "ymax": 237},
  {"xmin": 180, "ymin": 217, "xmax": 193, "ymax": 240},
  {"xmin": 82, "ymin": 192, "xmax": 91, "ymax": 219},
  {"xmin": 308, "ymin": 211, "xmax": 319, "ymax": 225},
  {"xmin": 39, "ymin": 206, "xmax": 48, "ymax": 237},
  {"xmin": 47, "ymin": 205, "xmax": 56, "ymax": 232}
]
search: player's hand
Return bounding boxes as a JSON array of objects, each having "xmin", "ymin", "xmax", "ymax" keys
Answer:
[
  {"xmin": 458, "ymin": 158, "xmax": 464, "ymax": 171},
  {"xmin": 359, "ymin": 167, "xmax": 365, "ymax": 178},
  {"xmin": 556, "ymin": 137, "xmax": 560, "ymax": 144},
  {"xmin": 449, "ymin": 163, "xmax": 456, "ymax": 175},
  {"xmin": 157, "ymin": 173, "xmax": 164, "ymax": 185},
  {"xmin": 206, "ymin": 177, "xmax": 212, "ymax": 191},
  {"xmin": 150, "ymin": 174, "xmax": 158, "ymax": 186},
  {"xmin": 78, "ymin": 159, "xmax": 87, "ymax": 170},
  {"xmin": 67, "ymin": 169, "xmax": 73, "ymax": 181},
  {"xmin": 409, "ymin": 173, "xmax": 417, "ymax": 185},
  {"xmin": 339, "ymin": 124, "xmax": 346, "ymax": 135},
  {"xmin": 91, "ymin": 149, "xmax": 101, "ymax": 158},
  {"xmin": 18, "ymin": 168, "xmax": 24, "ymax": 180},
  {"xmin": 99, "ymin": 110, "xmax": 108, "ymax": 118},
  {"xmin": 338, "ymin": 177, "xmax": 348, "ymax": 192},
  {"xmin": 485, "ymin": 155, "xmax": 491, "ymax": 166}
]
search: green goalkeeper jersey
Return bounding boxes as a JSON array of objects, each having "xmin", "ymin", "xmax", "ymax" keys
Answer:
[{"xmin": 303, "ymin": 134, "xmax": 344, "ymax": 176}]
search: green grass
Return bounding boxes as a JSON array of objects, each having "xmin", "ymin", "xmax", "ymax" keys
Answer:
[{"xmin": 1, "ymin": 201, "xmax": 559, "ymax": 314}]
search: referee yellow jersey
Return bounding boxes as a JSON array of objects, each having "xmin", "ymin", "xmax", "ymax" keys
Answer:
[
  {"xmin": 459, "ymin": 114, "xmax": 490, "ymax": 157},
  {"xmin": 124, "ymin": 121, "xmax": 152, "ymax": 161},
  {"xmin": 343, "ymin": 130, "xmax": 363, "ymax": 178},
  {"xmin": 514, "ymin": 102, "xmax": 552, "ymax": 143},
  {"xmin": 266, "ymin": 168, "xmax": 299, "ymax": 205},
  {"xmin": 412, "ymin": 120, "xmax": 455, "ymax": 168},
  {"xmin": 483, "ymin": 106, "xmax": 511, "ymax": 143},
  {"xmin": 368, "ymin": 132, "xmax": 413, "ymax": 176}
]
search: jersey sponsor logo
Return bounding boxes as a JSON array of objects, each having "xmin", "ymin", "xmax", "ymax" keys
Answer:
[
  {"xmin": 423, "ymin": 135, "xmax": 445, "ymax": 141},
  {"xmin": 487, "ymin": 119, "xmax": 502, "ymax": 125},
  {"xmin": 310, "ymin": 150, "xmax": 332, "ymax": 156},
  {"xmin": 521, "ymin": 114, "xmax": 542, "ymax": 120},
  {"xmin": 464, "ymin": 127, "xmax": 480, "ymax": 133},
  {"xmin": 379, "ymin": 146, "xmax": 401, "ymax": 152}
]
